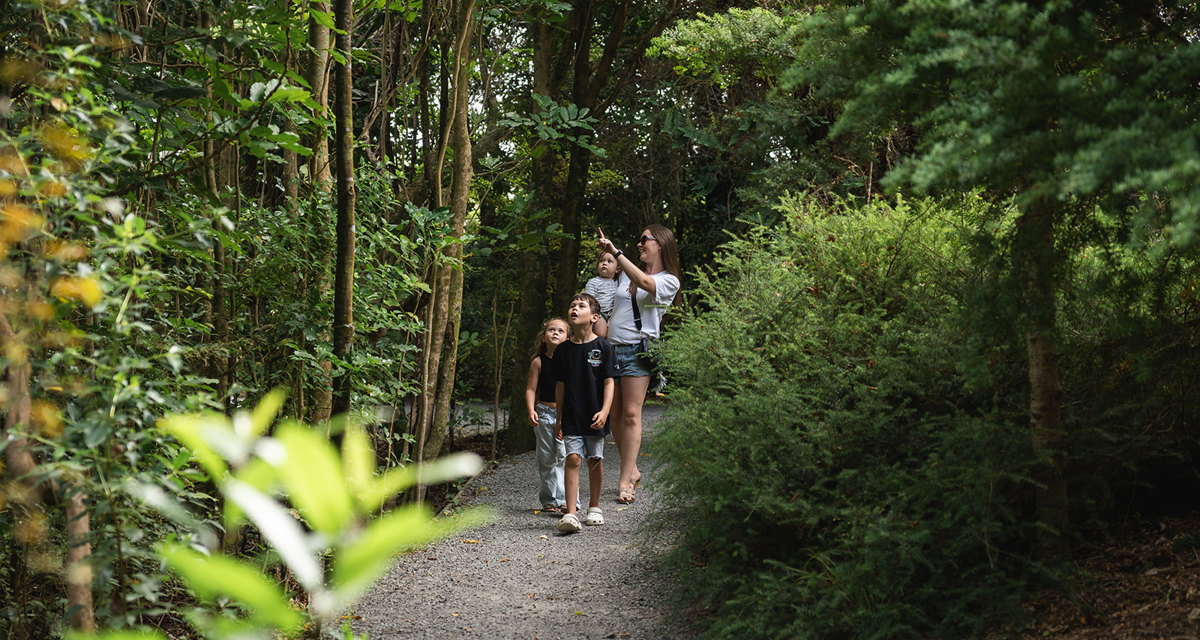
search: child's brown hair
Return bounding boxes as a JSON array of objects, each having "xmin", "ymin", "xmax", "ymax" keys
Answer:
[{"xmin": 571, "ymin": 293, "xmax": 601, "ymax": 317}]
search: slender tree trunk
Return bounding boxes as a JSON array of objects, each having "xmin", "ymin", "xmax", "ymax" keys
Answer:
[
  {"xmin": 414, "ymin": 0, "xmax": 474, "ymax": 500},
  {"xmin": 1017, "ymin": 198, "xmax": 1069, "ymax": 559},
  {"xmin": 306, "ymin": 0, "xmax": 335, "ymax": 423},
  {"xmin": 0, "ymin": 314, "xmax": 40, "ymax": 501},
  {"xmin": 0, "ymin": 312, "xmax": 94, "ymax": 631},
  {"xmin": 201, "ymin": 12, "xmax": 231, "ymax": 408},
  {"xmin": 424, "ymin": 0, "xmax": 474, "ymax": 465},
  {"xmin": 330, "ymin": 0, "xmax": 356, "ymax": 422},
  {"xmin": 64, "ymin": 488, "xmax": 94, "ymax": 632}
]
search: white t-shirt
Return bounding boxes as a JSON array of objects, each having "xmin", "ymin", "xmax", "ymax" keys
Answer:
[{"xmin": 607, "ymin": 271, "xmax": 681, "ymax": 346}]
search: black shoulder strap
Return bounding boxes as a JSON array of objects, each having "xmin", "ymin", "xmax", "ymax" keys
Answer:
[{"xmin": 630, "ymin": 280, "xmax": 643, "ymax": 331}]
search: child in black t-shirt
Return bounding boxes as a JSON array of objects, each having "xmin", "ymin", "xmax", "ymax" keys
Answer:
[{"xmin": 553, "ymin": 293, "xmax": 618, "ymax": 533}]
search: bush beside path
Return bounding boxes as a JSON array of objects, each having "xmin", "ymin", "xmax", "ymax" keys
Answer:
[{"xmin": 352, "ymin": 403, "xmax": 696, "ymax": 640}]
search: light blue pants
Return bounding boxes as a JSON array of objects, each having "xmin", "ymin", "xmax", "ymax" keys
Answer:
[{"xmin": 534, "ymin": 403, "xmax": 566, "ymax": 507}]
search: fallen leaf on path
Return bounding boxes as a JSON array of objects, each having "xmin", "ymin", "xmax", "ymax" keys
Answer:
[{"xmin": 462, "ymin": 539, "xmax": 480, "ymax": 544}]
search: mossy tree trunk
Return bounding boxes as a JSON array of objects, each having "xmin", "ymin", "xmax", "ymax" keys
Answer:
[{"xmin": 330, "ymin": 0, "xmax": 356, "ymax": 424}]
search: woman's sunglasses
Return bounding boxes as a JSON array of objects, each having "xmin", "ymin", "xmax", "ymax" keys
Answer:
[{"xmin": 637, "ymin": 235, "xmax": 656, "ymax": 245}]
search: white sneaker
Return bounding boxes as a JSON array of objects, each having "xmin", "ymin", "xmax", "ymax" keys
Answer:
[
  {"xmin": 556, "ymin": 512, "xmax": 582, "ymax": 533},
  {"xmin": 584, "ymin": 507, "xmax": 604, "ymax": 526}
]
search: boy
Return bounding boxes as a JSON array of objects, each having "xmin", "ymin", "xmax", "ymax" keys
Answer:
[
  {"xmin": 553, "ymin": 293, "xmax": 618, "ymax": 533},
  {"xmin": 584, "ymin": 251, "xmax": 620, "ymax": 338}
]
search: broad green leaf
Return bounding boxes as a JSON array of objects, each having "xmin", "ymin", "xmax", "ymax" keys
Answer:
[
  {"xmin": 343, "ymin": 426, "xmax": 374, "ymax": 509},
  {"xmin": 248, "ymin": 388, "xmax": 286, "ymax": 437},
  {"xmin": 330, "ymin": 504, "xmax": 428, "ymax": 596},
  {"xmin": 360, "ymin": 452, "xmax": 483, "ymax": 513},
  {"xmin": 160, "ymin": 544, "xmax": 304, "ymax": 631},
  {"xmin": 159, "ymin": 413, "xmax": 229, "ymax": 480},
  {"xmin": 224, "ymin": 480, "xmax": 323, "ymax": 591},
  {"xmin": 226, "ymin": 457, "xmax": 279, "ymax": 531},
  {"xmin": 331, "ymin": 505, "xmax": 491, "ymax": 598},
  {"xmin": 274, "ymin": 423, "xmax": 354, "ymax": 534},
  {"xmin": 309, "ymin": 8, "xmax": 335, "ymax": 29}
]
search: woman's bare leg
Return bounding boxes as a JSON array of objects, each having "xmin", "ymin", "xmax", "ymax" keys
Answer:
[{"xmin": 614, "ymin": 374, "xmax": 650, "ymax": 495}]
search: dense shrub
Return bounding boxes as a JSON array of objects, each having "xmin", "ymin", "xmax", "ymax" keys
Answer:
[{"xmin": 652, "ymin": 195, "xmax": 1035, "ymax": 639}]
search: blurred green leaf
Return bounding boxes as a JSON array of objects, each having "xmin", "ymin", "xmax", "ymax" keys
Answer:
[
  {"xmin": 274, "ymin": 422, "xmax": 354, "ymax": 534},
  {"xmin": 160, "ymin": 543, "xmax": 304, "ymax": 631},
  {"xmin": 224, "ymin": 479, "xmax": 323, "ymax": 591}
]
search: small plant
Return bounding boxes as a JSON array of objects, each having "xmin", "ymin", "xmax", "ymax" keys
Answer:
[{"xmin": 70, "ymin": 391, "xmax": 488, "ymax": 639}]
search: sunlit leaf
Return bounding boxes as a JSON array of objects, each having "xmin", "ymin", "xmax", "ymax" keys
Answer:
[
  {"xmin": 332, "ymin": 505, "xmax": 491, "ymax": 599},
  {"xmin": 159, "ymin": 413, "xmax": 229, "ymax": 480},
  {"xmin": 274, "ymin": 422, "xmax": 354, "ymax": 534},
  {"xmin": 343, "ymin": 426, "xmax": 374, "ymax": 509},
  {"xmin": 160, "ymin": 543, "xmax": 304, "ymax": 631},
  {"xmin": 224, "ymin": 480, "xmax": 322, "ymax": 591},
  {"xmin": 248, "ymin": 388, "xmax": 286, "ymax": 437},
  {"xmin": 360, "ymin": 452, "xmax": 483, "ymax": 513}
]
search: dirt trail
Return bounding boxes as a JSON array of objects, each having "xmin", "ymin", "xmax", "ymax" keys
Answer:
[{"xmin": 351, "ymin": 403, "xmax": 697, "ymax": 639}]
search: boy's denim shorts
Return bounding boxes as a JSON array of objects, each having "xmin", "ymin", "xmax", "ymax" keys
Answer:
[
  {"xmin": 613, "ymin": 343, "xmax": 651, "ymax": 378},
  {"xmin": 563, "ymin": 434, "xmax": 604, "ymax": 459}
]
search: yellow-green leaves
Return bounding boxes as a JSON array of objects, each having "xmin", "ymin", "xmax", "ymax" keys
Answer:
[
  {"xmin": 143, "ymin": 391, "xmax": 488, "ymax": 636},
  {"xmin": 159, "ymin": 545, "xmax": 304, "ymax": 632},
  {"xmin": 274, "ymin": 422, "xmax": 354, "ymax": 534}
]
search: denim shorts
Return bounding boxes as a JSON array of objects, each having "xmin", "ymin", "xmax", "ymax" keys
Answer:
[
  {"xmin": 563, "ymin": 434, "xmax": 604, "ymax": 459},
  {"xmin": 613, "ymin": 342, "xmax": 651, "ymax": 378}
]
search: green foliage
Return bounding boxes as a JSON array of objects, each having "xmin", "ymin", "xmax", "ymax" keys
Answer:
[
  {"xmin": 798, "ymin": 0, "xmax": 1200, "ymax": 245},
  {"xmin": 646, "ymin": 4, "xmax": 881, "ymax": 244},
  {"xmin": 86, "ymin": 392, "xmax": 488, "ymax": 640},
  {"xmin": 653, "ymin": 195, "xmax": 1033, "ymax": 639},
  {"xmin": 500, "ymin": 94, "xmax": 607, "ymax": 158},
  {"xmin": 649, "ymin": 8, "xmax": 799, "ymax": 88}
]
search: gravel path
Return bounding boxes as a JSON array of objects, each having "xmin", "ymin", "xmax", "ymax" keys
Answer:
[{"xmin": 351, "ymin": 403, "xmax": 697, "ymax": 640}]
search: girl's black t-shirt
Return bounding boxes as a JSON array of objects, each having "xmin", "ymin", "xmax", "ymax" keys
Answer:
[
  {"xmin": 552, "ymin": 336, "xmax": 618, "ymax": 436},
  {"xmin": 536, "ymin": 353, "xmax": 556, "ymax": 403}
]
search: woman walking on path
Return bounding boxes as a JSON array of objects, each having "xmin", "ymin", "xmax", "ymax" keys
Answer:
[{"xmin": 596, "ymin": 224, "xmax": 680, "ymax": 504}]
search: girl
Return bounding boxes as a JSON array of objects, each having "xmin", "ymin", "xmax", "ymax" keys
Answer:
[
  {"xmin": 524, "ymin": 317, "xmax": 569, "ymax": 512},
  {"xmin": 597, "ymin": 224, "xmax": 681, "ymax": 504}
]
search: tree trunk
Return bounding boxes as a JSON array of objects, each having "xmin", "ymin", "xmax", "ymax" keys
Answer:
[
  {"xmin": 330, "ymin": 0, "xmax": 356, "ymax": 422},
  {"xmin": 424, "ymin": 0, "xmax": 474, "ymax": 464},
  {"xmin": 1, "ymin": 312, "xmax": 94, "ymax": 631},
  {"xmin": 413, "ymin": 0, "xmax": 474, "ymax": 501},
  {"xmin": 551, "ymin": 0, "xmax": 631, "ymax": 313},
  {"xmin": 64, "ymin": 488, "xmax": 94, "ymax": 632},
  {"xmin": 306, "ymin": 0, "xmax": 335, "ymax": 424},
  {"xmin": 1017, "ymin": 198, "xmax": 1069, "ymax": 560},
  {"xmin": 201, "ymin": 11, "xmax": 231, "ymax": 408}
]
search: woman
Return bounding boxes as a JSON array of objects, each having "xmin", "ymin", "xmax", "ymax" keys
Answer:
[{"xmin": 596, "ymin": 224, "xmax": 681, "ymax": 503}]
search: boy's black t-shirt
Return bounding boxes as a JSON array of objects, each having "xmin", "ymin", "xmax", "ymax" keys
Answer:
[{"xmin": 553, "ymin": 336, "xmax": 618, "ymax": 437}]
